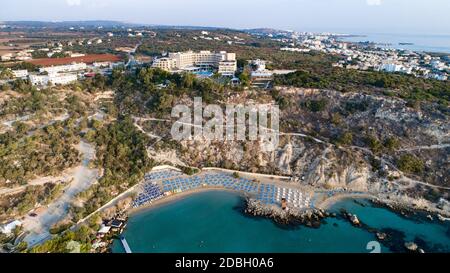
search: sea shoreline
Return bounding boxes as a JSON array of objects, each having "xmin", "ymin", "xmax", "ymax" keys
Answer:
[
  {"xmin": 112, "ymin": 187, "xmax": 450, "ymax": 253},
  {"xmin": 114, "ymin": 190, "xmax": 450, "ymax": 253},
  {"xmin": 86, "ymin": 166, "xmax": 450, "ymax": 227},
  {"xmin": 92, "ymin": 167, "xmax": 450, "ymax": 253},
  {"xmin": 316, "ymin": 193, "xmax": 376, "ymax": 210},
  {"xmin": 126, "ymin": 186, "xmax": 450, "ymax": 231},
  {"xmin": 338, "ymin": 32, "xmax": 450, "ymax": 54},
  {"xmin": 127, "ymin": 183, "xmax": 450, "ymax": 222},
  {"xmin": 128, "ymin": 187, "xmax": 249, "ymax": 216}
]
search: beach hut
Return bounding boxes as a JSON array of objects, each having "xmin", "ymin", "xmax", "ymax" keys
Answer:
[
  {"xmin": 110, "ymin": 219, "xmax": 124, "ymax": 229},
  {"xmin": 98, "ymin": 224, "xmax": 111, "ymax": 234}
]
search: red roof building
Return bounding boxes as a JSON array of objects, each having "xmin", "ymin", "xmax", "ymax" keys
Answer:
[{"xmin": 27, "ymin": 54, "xmax": 122, "ymax": 67}]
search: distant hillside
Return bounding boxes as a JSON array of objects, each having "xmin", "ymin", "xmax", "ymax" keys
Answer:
[
  {"xmin": 3, "ymin": 20, "xmax": 137, "ymax": 28},
  {"xmin": 2, "ymin": 20, "xmax": 238, "ymax": 31},
  {"xmin": 245, "ymin": 28, "xmax": 291, "ymax": 35}
]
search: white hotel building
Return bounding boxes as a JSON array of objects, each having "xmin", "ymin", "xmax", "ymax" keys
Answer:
[
  {"xmin": 29, "ymin": 73, "xmax": 78, "ymax": 86},
  {"xmin": 29, "ymin": 62, "xmax": 86, "ymax": 86},
  {"xmin": 152, "ymin": 51, "xmax": 237, "ymax": 76},
  {"xmin": 12, "ymin": 69, "xmax": 29, "ymax": 79},
  {"xmin": 39, "ymin": 63, "xmax": 87, "ymax": 74}
]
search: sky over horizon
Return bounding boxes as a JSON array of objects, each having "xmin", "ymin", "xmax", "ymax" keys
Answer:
[{"xmin": 1, "ymin": 0, "xmax": 449, "ymax": 35}]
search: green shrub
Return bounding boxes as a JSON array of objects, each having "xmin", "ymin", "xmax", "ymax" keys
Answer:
[{"xmin": 397, "ymin": 154, "xmax": 424, "ymax": 174}]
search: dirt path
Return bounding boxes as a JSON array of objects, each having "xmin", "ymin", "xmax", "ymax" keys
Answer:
[
  {"xmin": 398, "ymin": 144, "xmax": 450, "ymax": 152},
  {"xmin": 135, "ymin": 116, "xmax": 450, "ymax": 191},
  {"xmin": 22, "ymin": 140, "xmax": 99, "ymax": 247},
  {"xmin": 0, "ymin": 173, "xmax": 72, "ymax": 196},
  {"xmin": 133, "ymin": 118, "xmax": 161, "ymax": 139}
]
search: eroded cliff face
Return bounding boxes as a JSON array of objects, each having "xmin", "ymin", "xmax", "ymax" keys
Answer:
[
  {"xmin": 148, "ymin": 134, "xmax": 374, "ymax": 192},
  {"xmin": 143, "ymin": 87, "xmax": 449, "ymax": 199}
]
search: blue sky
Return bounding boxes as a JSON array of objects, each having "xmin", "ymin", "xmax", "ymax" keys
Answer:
[{"xmin": 1, "ymin": 0, "xmax": 449, "ymax": 35}]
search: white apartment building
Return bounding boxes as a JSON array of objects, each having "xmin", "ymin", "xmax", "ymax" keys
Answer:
[
  {"xmin": 15, "ymin": 55, "xmax": 32, "ymax": 61},
  {"xmin": 280, "ymin": 47, "xmax": 311, "ymax": 53},
  {"xmin": 379, "ymin": 63, "xmax": 412, "ymax": 74},
  {"xmin": 50, "ymin": 73, "xmax": 78, "ymax": 85},
  {"xmin": 1, "ymin": 53, "xmax": 13, "ymax": 61},
  {"xmin": 152, "ymin": 51, "xmax": 237, "ymax": 76},
  {"xmin": 29, "ymin": 73, "xmax": 78, "ymax": 86},
  {"xmin": 93, "ymin": 62, "xmax": 112, "ymax": 68},
  {"xmin": 250, "ymin": 59, "xmax": 273, "ymax": 82},
  {"xmin": 431, "ymin": 59, "xmax": 446, "ymax": 71},
  {"xmin": 70, "ymin": 53, "xmax": 85, "ymax": 58},
  {"xmin": 251, "ymin": 71, "xmax": 274, "ymax": 81},
  {"xmin": 217, "ymin": 60, "xmax": 237, "ymax": 76},
  {"xmin": 430, "ymin": 73, "xmax": 448, "ymax": 81},
  {"xmin": 29, "ymin": 74, "xmax": 49, "ymax": 86},
  {"xmin": 12, "ymin": 69, "xmax": 29, "ymax": 78},
  {"xmin": 39, "ymin": 63, "xmax": 87, "ymax": 74},
  {"xmin": 251, "ymin": 59, "xmax": 267, "ymax": 71},
  {"xmin": 151, "ymin": 57, "xmax": 177, "ymax": 71}
]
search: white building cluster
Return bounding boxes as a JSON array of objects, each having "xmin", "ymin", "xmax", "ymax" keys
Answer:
[
  {"xmin": 25, "ymin": 62, "xmax": 89, "ymax": 86},
  {"xmin": 29, "ymin": 73, "xmax": 78, "ymax": 86},
  {"xmin": 250, "ymin": 61, "xmax": 274, "ymax": 89},
  {"xmin": 0, "ymin": 49, "xmax": 33, "ymax": 61},
  {"xmin": 271, "ymin": 31, "xmax": 449, "ymax": 81},
  {"xmin": 8, "ymin": 60, "xmax": 123, "ymax": 87},
  {"xmin": 250, "ymin": 59, "xmax": 274, "ymax": 87},
  {"xmin": 152, "ymin": 50, "xmax": 237, "ymax": 76},
  {"xmin": 12, "ymin": 69, "xmax": 29, "ymax": 79},
  {"xmin": 39, "ymin": 63, "xmax": 87, "ymax": 74},
  {"xmin": 192, "ymin": 30, "xmax": 245, "ymax": 46},
  {"xmin": 333, "ymin": 46, "xmax": 449, "ymax": 81}
]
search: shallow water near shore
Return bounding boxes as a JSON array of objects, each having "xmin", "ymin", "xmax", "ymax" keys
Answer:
[
  {"xmin": 112, "ymin": 191, "xmax": 450, "ymax": 253},
  {"xmin": 339, "ymin": 33, "xmax": 450, "ymax": 53}
]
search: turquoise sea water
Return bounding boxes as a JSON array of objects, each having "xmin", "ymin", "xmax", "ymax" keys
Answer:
[
  {"xmin": 112, "ymin": 191, "xmax": 450, "ymax": 253},
  {"xmin": 339, "ymin": 33, "xmax": 450, "ymax": 54}
]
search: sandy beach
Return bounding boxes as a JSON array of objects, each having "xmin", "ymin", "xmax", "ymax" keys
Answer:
[
  {"xmin": 316, "ymin": 193, "xmax": 376, "ymax": 210},
  {"xmin": 128, "ymin": 187, "xmax": 249, "ymax": 215}
]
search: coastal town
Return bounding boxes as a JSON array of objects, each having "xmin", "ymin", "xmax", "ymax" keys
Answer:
[
  {"xmin": 0, "ymin": 20, "xmax": 449, "ymax": 254},
  {"xmin": 270, "ymin": 30, "xmax": 449, "ymax": 81},
  {"xmin": 1, "ymin": 23, "xmax": 449, "ymax": 90}
]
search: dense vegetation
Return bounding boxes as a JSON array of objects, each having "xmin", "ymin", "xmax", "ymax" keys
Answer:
[
  {"xmin": 0, "ymin": 79, "xmax": 96, "ymax": 120},
  {"xmin": 274, "ymin": 68, "xmax": 450, "ymax": 105},
  {"xmin": 0, "ymin": 120, "xmax": 81, "ymax": 187},
  {"xmin": 70, "ymin": 116, "xmax": 154, "ymax": 221},
  {"xmin": 0, "ymin": 87, "xmax": 63, "ymax": 117},
  {"xmin": 397, "ymin": 154, "xmax": 425, "ymax": 174},
  {"xmin": 29, "ymin": 225, "xmax": 94, "ymax": 253},
  {"xmin": 302, "ymin": 98, "xmax": 329, "ymax": 112},
  {"xmin": 111, "ymin": 66, "xmax": 229, "ymax": 117},
  {"xmin": 0, "ymin": 183, "xmax": 64, "ymax": 221}
]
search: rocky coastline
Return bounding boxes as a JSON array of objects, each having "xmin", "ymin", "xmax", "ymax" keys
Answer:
[
  {"xmin": 370, "ymin": 198, "xmax": 450, "ymax": 223},
  {"xmin": 341, "ymin": 207, "xmax": 429, "ymax": 253},
  {"xmin": 244, "ymin": 197, "xmax": 449, "ymax": 253},
  {"xmin": 244, "ymin": 198, "xmax": 332, "ymax": 228}
]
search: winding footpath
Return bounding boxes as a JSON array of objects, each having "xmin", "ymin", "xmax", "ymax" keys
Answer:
[{"xmin": 133, "ymin": 115, "xmax": 450, "ymax": 191}]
